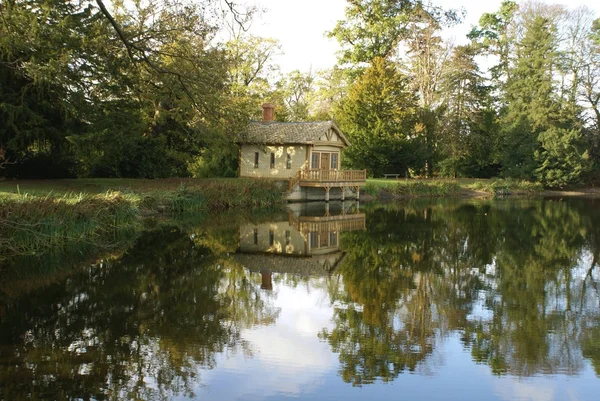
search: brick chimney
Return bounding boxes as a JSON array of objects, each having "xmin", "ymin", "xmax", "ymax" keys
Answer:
[{"xmin": 262, "ymin": 103, "xmax": 275, "ymax": 122}]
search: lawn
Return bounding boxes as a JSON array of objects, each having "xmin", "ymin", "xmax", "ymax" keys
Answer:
[
  {"xmin": 0, "ymin": 177, "xmax": 242, "ymax": 197},
  {"xmin": 364, "ymin": 177, "xmax": 543, "ymax": 198},
  {"xmin": 366, "ymin": 177, "xmax": 491, "ymax": 186},
  {"xmin": 0, "ymin": 177, "xmax": 283, "ymax": 260}
]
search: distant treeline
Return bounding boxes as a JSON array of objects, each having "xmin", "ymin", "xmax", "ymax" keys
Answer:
[{"xmin": 1, "ymin": 1, "xmax": 599, "ymax": 187}]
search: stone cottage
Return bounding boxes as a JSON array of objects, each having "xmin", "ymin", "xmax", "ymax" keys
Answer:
[{"xmin": 238, "ymin": 103, "xmax": 366, "ymax": 201}]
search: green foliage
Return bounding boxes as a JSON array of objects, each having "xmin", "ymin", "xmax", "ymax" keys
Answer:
[
  {"xmin": 365, "ymin": 179, "xmax": 462, "ymax": 198},
  {"xmin": 0, "ymin": 191, "xmax": 140, "ymax": 258},
  {"xmin": 327, "ymin": 0, "xmax": 415, "ymax": 64},
  {"xmin": 438, "ymin": 45, "xmax": 497, "ymax": 178},
  {"xmin": 468, "ymin": 179, "xmax": 543, "ymax": 195},
  {"xmin": 497, "ymin": 15, "xmax": 591, "ymax": 186},
  {"xmin": 328, "ymin": 0, "xmax": 461, "ymax": 65},
  {"xmin": 0, "ymin": 178, "xmax": 283, "ymax": 259},
  {"xmin": 468, "ymin": 0, "xmax": 518, "ymax": 88},
  {"xmin": 320, "ymin": 200, "xmax": 600, "ymax": 383},
  {"xmin": 535, "ymin": 127, "xmax": 589, "ymax": 187},
  {"xmin": 0, "ymin": 0, "xmax": 239, "ymax": 179},
  {"xmin": 339, "ymin": 57, "xmax": 421, "ymax": 176}
]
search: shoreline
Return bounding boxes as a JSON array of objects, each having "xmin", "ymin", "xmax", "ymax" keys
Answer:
[
  {"xmin": 0, "ymin": 178, "xmax": 284, "ymax": 261},
  {"xmin": 360, "ymin": 188, "xmax": 600, "ymax": 202},
  {"xmin": 2, "ymin": 178, "xmax": 600, "ymax": 261}
]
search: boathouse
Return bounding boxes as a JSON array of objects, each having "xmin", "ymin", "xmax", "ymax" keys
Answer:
[
  {"xmin": 238, "ymin": 103, "xmax": 366, "ymax": 201},
  {"xmin": 234, "ymin": 202, "xmax": 366, "ymax": 289}
]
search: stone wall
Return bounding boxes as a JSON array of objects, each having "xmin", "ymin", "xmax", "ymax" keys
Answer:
[{"xmin": 239, "ymin": 144, "xmax": 307, "ymax": 178}]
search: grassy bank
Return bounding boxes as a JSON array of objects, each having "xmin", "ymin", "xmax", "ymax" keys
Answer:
[
  {"xmin": 364, "ymin": 178, "xmax": 543, "ymax": 199},
  {"xmin": 0, "ymin": 178, "xmax": 283, "ymax": 260}
]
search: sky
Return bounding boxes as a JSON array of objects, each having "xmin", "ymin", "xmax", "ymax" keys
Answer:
[
  {"xmin": 180, "ymin": 277, "xmax": 600, "ymax": 401},
  {"xmin": 245, "ymin": 0, "xmax": 600, "ymax": 73}
]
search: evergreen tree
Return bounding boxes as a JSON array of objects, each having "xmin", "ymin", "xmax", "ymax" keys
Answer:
[
  {"xmin": 338, "ymin": 57, "xmax": 420, "ymax": 177},
  {"xmin": 499, "ymin": 15, "xmax": 588, "ymax": 186},
  {"xmin": 439, "ymin": 45, "xmax": 498, "ymax": 177}
]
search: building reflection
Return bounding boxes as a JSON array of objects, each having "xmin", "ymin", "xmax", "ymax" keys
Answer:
[{"xmin": 235, "ymin": 202, "xmax": 366, "ymax": 288}]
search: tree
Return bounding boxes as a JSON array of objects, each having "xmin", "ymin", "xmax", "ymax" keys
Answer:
[
  {"xmin": 327, "ymin": 0, "xmax": 416, "ymax": 65},
  {"xmin": 328, "ymin": 0, "xmax": 461, "ymax": 66},
  {"xmin": 338, "ymin": 57, "xmax": 420, "ymax": 176},
  {"xmin": 468, "ymin": 0, "xmax": 519, "ymax": 95},
  {"xmin": 500, "ymin": 15, "xmax": 558, "ymax": 181},
  {"xmin": 438, "ymin": 45, "xmax": 497, "ymax": 177},
  {"xmin": 0, "ymin": 0, "xmax": 256, "ymax": 179},
  {"xmin": 581, "ymin": 18, "xmax": 600, "ymax": 170},
  {"xmin": 275, "ymin": 70, "xmax": 316, "ymax": 121},
  {"xmin": 401, "ymin": 8, "xmax": 452, "ymax": 176}
]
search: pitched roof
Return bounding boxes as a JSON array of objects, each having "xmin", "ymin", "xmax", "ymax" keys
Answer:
[
  {"xmin": 238, "ymin": 121, "xmax": 350, "ymax": 146},
  {"xmin": 233, "ymin": 252, "xmax": 346, "ymax": 277}
]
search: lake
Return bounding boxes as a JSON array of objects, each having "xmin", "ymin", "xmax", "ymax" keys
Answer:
[{"xmin": 1, "ymin": 198, "xmax": 600, "ymax": 400}]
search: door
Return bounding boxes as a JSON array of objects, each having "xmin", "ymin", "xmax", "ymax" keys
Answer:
[
  {"xmin": 320, "ymin": 153, "xmax": 330, "ymax": 170},
  {"xmin": 320, "ymin": 153, "xmax": 330, "ymax": 180}
]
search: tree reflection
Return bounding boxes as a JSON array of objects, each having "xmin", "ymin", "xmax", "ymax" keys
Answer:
[
  {"xmin": 321, "ymin": 199, "xmax": 600, "ymax": 385},
  {"xmin": 0, "ymin": 226, "xmax": 279, "ymax": 400},
  {"xmin": 3, "ymin": 199, "xmax": 600, "ymax": 395}
]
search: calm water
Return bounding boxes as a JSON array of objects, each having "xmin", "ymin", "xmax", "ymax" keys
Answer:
[{"xmin": 2, "ymin": 199, "xmax": 600, "ymax": 400}]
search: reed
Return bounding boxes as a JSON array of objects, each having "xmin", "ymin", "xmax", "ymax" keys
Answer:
[
  {"xmin": 467, "ymin": 179, "xmax": 543, "ymax": 196},
  {"xmin": 0, "ymin": 191, "xmax": 140, "ymax": 258},
  {"xmin": 365, "ymin": 180, "xmax": 463, "ymax": 198},
  {"xmin": 0, "ymin": 178, "xmax": 283, "ymax": 260}
]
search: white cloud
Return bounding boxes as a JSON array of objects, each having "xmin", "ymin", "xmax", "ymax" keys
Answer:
[{"xmin": 191, "ymin": 280, "xmax": 338, "ymax": 400}]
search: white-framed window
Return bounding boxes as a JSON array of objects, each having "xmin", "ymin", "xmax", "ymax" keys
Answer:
[{"xmin": 311, "ymin": 152, "xmax": 320, "ymax": 169}]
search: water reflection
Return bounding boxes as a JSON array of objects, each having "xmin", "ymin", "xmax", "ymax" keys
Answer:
[
  {"xmin": 0, "ymin": 199, "xmax": 600, "ymax": 400},
  {"xmin": 0, "ymin": 225, "xmax": 279, "ymax": 400},
  {"xmin": 321, "ymin": 200, "xmax": 600, "ymax": 385},
  {"xmin": 235, "ymin": 201, "xmax": 365, "ymax": 286}
]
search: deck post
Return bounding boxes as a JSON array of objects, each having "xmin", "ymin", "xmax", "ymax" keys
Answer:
[
  {"xmin": 325, "ymin": 186, "xmax": 330, "ymax": 202},
  {"xmin": 341, "ymin": 185, "xmax": 345, "ymax": 201},
  {"xmin": 355, "ymin": 186, "xmax": 360, "ymax": 200}
]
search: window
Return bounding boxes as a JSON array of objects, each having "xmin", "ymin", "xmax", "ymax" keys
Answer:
[
  {"xmin": 309, "ymin": 232, "xmax": 319, "ymax": 248},
  {"xmin": 254, "ymin": 152, "xmax": 259, "ymax": 168},
  {"xmin": 286, "ymin": 152, "xmax": 292, "ymax": 169},
  {"xmin": 270, "ymin": 152, "xmax": 275, "ymax": 169},
  {"xmin": 329, "ymin": 232, "xmax": 338, "ymax": 246},
  {"xmin": 285, "ymin": 230, "xmax": 291, "ymax": 245},
  {"xmin": 269, "ymin": 230, "xmax": 274, "ymax": 246},
  {"xmin": 253, "ymin": 228, "xmax": 258, "ymax": 244},
  {"xmin": 311, "ymin": 152, "xmax": 320, "ymax": 169},
  {"xmin": 331, "ymin": 153, "xmax": 338, "ymax": 169}
]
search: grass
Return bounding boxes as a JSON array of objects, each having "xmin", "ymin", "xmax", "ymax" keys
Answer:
[
  {"xmin": 364, "ymin": 177, "xmax": 543, "ymax": 199},
  {"xmin": 0, "ymin": 178, "xmax": 283, "ymax": 209},
  {"xmin": 364, "ymin": 179, "xmax": 463, "ymax": 198},
  {"xmin": 467, "ymin": 178, "xmax": 543, "ymax": 195},
  {"xmin": 0, "ymin": 191, "xmax": 141, "ymax": 258},
  {"xmin": 0, "ymin": 178, "xmax": 284, "ymax": 260}
]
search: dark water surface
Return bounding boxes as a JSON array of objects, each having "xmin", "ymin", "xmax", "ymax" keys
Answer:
[{"xmin": 2, "ymin": 199, "xmax": 600, "ymax": 401}]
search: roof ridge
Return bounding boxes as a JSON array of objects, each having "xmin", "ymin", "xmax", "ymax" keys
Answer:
[{"xmin": 240, "ymin": 120, "xmax": 349, "ymax": 146}]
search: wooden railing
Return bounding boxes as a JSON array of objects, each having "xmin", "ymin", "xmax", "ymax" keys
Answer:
[
  {"xmin": 299, "ymin": 169, "xmax": 367, "ymax": 182},
  {"xmin": 288, "ymin": 212, "xmax": 367, "ymax": 234},
  {"xmin": 288, "ymin": 170, "xmax": 302, "ymax": 191},
  {"xmin": 298, "ymin": 216, "xmax": 367, "ymax": 234}
]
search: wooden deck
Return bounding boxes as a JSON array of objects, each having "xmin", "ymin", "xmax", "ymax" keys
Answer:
[
  {"xmin": 288, "ymin": 169, "xmax": 367, "ymax": 191},
  {"xmin": 289, "ymin": 212, "xmax": 367, "ymax": 235}
]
